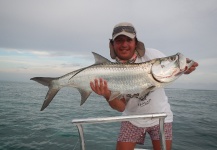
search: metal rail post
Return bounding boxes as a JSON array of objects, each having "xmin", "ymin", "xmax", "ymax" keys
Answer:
[{"xmin": 72, "ymin": 113, "xmax": 167, "ymax": 150}]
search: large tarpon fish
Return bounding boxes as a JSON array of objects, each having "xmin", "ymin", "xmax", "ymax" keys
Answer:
[{"xmin": 31, "ymin": 52, "xmax": 194, "ymax": 111}]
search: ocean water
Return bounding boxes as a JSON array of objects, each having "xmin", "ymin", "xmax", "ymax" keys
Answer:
[{"xmin": 0, "ymin": 80, "xmax": 217, "ymax": 150}]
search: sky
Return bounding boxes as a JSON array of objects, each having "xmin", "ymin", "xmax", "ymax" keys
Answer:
[{"xmin": 0, "ymin": 0, "xmax": 217, "ymax": 90}]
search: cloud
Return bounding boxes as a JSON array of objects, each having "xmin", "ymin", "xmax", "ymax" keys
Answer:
[
  {"xmin": 31, "ymin": 51, "xmax": 50, "ymax": 56},
  {"xmin": 0, "ymin": 0, "xmax": 217, "ymax": 90},
  {"xmin": 0, "ymin": 48, "xmax": 93, "ymax": 77},
  {"xmin": 0, "ymin": 0, "xmax": 216, "ymax": 57}
]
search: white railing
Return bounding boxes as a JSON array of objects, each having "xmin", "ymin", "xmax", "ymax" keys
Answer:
[{"xmin": 72, "ymin": 113, "xmax": 167, "ymax": 150}]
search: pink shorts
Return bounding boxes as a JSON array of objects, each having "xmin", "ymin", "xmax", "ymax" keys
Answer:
[{"xmin": 117, "ymin": 121, "xmax": 172, "ymax": 145}]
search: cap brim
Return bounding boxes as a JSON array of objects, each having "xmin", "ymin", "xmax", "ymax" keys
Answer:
[{"xmin": 113, "ymin": 31, "xmax": 136, "ymax": 40}]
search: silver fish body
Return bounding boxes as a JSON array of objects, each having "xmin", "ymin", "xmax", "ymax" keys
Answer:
[{"xmin": 31, "ymin": 52, "xmax": 194, "ymax": 111}]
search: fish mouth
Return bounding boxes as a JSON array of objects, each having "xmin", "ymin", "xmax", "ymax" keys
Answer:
[{"xmin": 175, "ymin": 53, "xmax": 195, "ymax": 75}]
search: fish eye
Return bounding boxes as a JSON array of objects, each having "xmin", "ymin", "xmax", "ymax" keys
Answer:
[{"xmin": 170, "ymin": 56, "xmax": 175, "ymax": 61}]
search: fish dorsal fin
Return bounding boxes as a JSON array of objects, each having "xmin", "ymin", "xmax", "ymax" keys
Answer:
[
  {"xmin": 69, "ymin": 52, "xmax": 110, "ymax": 80},
  {"xmin": 92, "ymin": 52, "xmax": 111, "ymax": 64}
]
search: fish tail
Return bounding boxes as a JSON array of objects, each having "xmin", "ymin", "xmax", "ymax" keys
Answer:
[{"xmin": 30, "ymin": 77, "xmax": 60, "ymax": 111}]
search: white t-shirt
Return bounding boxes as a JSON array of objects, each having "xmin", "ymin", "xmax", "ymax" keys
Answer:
[{"xmin": 122, "ymin": 48, "xmax": 173, "ymax": 127}]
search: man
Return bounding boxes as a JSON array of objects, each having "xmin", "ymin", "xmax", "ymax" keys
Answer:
[{"xmin": 90, "ymin": 22, "xmax": 198, "ymax": 150}]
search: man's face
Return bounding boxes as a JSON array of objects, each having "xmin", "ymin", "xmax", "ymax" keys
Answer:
[{"xmin": 113, "ymin": 35, "xmax": 136, "ymax": 60}]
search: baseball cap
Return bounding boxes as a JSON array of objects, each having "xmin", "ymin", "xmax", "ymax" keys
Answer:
[{"xmin": 112, "ymin": 22, "xmax": 136, "ymax": 40}]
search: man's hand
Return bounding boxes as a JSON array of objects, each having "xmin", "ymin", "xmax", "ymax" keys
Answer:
[
  {"xmin": 90, "ymin": 78, "xmax": 111, "ymax": 100},
  {"xmin": 184, "ymin": 59, "xmax": 199, "ymax": 74},
  {"xmin": 90, "ymin": 78, "xmax": 126, "ymax": 112}
]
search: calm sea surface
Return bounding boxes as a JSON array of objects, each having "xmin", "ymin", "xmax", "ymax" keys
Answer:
[{"xmin": 0, "ymin": 81, "xmax": 217, "ymax": 150}]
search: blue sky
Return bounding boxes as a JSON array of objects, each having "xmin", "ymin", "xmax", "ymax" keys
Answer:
[{"xmin": 0, "ymin": 0, "xmax": 217, "ymax": 90}]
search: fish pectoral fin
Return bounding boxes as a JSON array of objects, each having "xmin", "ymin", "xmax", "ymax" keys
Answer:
[
  {"xmin": 41, "ymin": 88, "xmax": 60, "ymax": 111},
  {"xmin": 77, "ymin": 88, "xmax": 92, "ymax": 106},
  {"xmin": 138, "ymin": 86, "xmax": 156, "ymax": 98},
  {"xmin": 109, "ymin": 91, "xmax": 122, "ymax": 101}
]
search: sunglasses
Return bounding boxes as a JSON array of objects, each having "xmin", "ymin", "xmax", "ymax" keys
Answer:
[{"xmin": 112, "ymin": 26, "xmax": 136, "ymax": 36}]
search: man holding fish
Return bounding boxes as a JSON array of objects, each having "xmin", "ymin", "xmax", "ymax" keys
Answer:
[
  {"xmin": 90, "ymin": 22, "xmax": 198, "ymax": 150},
  {"xmin": 31, "ymin": 22, "xmax": 198, "ymax": 150}
]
